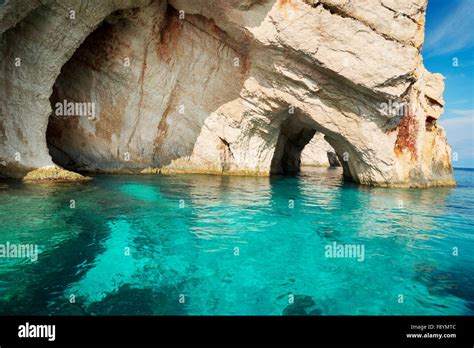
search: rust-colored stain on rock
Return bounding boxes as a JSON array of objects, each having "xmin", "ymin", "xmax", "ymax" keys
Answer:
[
  {"xmin": 394, "ymin": 108, "xmax": 418, "ymax": 160},
  {"xmin": 73, "ymin": 22, "xmax": 132, "ymax": 72},
  {"xmin": 277, "ymin": 0, "xmax": 294, "ymax": 8},
  {"xmin": 155, "ymin": 12, "xmax": 182, "ymax": 63},
  {"xmin": 276, "ymin": 0, "xmax": 299, "ymax": 19},
  {"xmin": 196, "ymin": 15, "xmax": 251, "ymax": 80},
  {"xmin": 154, "ymin": 94, "xmax": 175, "ymax": 152}
]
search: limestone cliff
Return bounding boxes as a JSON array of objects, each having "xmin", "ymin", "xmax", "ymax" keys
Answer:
[{"xmin": 0, "ymin": 0, "xmax": 455, "ymax": 187}]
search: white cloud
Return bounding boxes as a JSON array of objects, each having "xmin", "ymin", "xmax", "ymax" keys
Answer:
[
  {"xmin": 448, "ymin": 99, "xmax": 471, "ymax": 105},
  {"xmin": 439, "ymin": 114, "xmax": 474, "ymax": 167},
  {"xmin": 439, "ymin": 113, "xmax": 473, "ymax": 131},
  {"xmin": 424, "ymin": 1, "xmax": 474, "ymax": 57},
  {"xmin": 450, "ymin": 109, "xmax": 474, "ymax": 117}
]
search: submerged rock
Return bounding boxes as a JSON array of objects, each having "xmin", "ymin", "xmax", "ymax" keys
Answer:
[
  {"xmin": 0, "ymin": 0, "xmax": 455, "ymax": 187},
  {"xmin": 86, "ymin": 284, "xmax": 187, "ymax": 315},
  {"xmin": 282, "ymin": 294, "xmax": 323, "ymax": 316}
]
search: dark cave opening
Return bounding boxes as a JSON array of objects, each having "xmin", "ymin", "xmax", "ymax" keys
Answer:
[
  {"xmin": 46, "ymin": 83, "xmax": 84, "ymax": 172},
  {"xmin": 271, "ymin": 123, "xmax": 316, "ymax": 175},
  {"xmin": 270, "ymin": 113, "xmax": 342, "ymax": 176},
  {"xmin": 270, "ymin": 116, "xmax": 312, "ymax": 175},
  {"xmin": 45, "ymin": 9, "xmax": 131, "ymax": 173}
]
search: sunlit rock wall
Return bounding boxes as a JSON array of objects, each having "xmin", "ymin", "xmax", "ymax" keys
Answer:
[{"xmin": 0, "ymin": 0, "xmax": 455, "ymax": 187}]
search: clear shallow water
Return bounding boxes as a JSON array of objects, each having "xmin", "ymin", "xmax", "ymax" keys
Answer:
[{"xmin": 0, "ymin": 168, "xmax": 473, "ymax": 315}]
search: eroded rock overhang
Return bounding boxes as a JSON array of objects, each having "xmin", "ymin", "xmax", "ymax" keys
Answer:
[{"xmin": 0, "ymin": 0, "xmax": 455, "ymax": 187}]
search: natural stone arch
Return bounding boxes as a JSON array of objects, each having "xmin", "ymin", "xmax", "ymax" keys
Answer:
[
  {"xmin": 0, "ymin": 0, "xmax": 455, "ymax": 187},
  {"xmin": 0, "ymin": 0, "xmax": 151, "ymax": 179},
  {"xmin": 134, "ymin": 0, "xmax": 456, "ymax": 187},
  {"xmin": 45, "ymin": 0, "xmax": 253, "ymax": 174}
]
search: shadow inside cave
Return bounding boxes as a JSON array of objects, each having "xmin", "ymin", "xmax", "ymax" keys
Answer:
[
  {"xmin": 45, "ymin": 0, "xmax": 273, "ymax": 173},
  {"xmin": 270, "ymin": 109, "xmax": 342, "ymax": 176}
]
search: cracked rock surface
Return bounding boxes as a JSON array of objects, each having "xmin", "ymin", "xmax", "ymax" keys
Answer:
[{"xmin": 0, "ymin": 0, "xmax": 455, "ymax": 187}]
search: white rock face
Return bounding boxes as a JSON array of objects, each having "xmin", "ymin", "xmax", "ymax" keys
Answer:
[
  {"xmin": 0, "ymin": 0, "xmax": 151, "ymax": 178},
  {"xmin": 300, "ymin": 133, "xmax": 340, "ymax": 167},
  {"xmin": 0, "ymin": 0, "xmax": 455, "ymax": 187}
]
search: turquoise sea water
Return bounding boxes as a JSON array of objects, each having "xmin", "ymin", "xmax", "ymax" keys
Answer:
[{"xmin": 0, "ymin": 168, "xmax": 473, "ymax": 315}]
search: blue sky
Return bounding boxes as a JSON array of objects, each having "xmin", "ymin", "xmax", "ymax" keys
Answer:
[{"xmin": 423, "ymin": 0, "xmax": 474, "ymax": 168}]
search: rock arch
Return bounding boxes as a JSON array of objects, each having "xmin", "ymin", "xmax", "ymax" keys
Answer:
[
  {"xmin": 0, "ymin": 0, "xmax": 152, "ymax": 179},
  {"xmin": 0, "ymin": 0, "xmax": 455, "ymax": 187}
]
